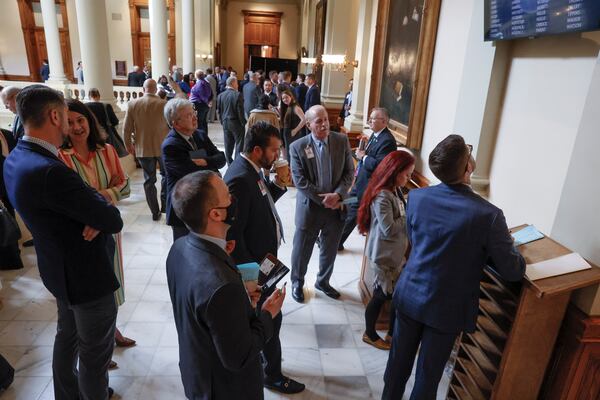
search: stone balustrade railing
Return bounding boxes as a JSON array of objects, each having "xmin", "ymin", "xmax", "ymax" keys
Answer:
[{"xmin": 0, "ymin": 80, "xmax": 144, "ymax": 112}]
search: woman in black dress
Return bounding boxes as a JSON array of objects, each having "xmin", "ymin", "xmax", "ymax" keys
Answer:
[{"xmin": 280, "ymin": 89, "xmax": 306, "ymax": 160}]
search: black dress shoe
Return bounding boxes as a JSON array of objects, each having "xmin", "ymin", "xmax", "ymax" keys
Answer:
[
  {"xmin": 23, "ymin": 239, "xmax": 34, "ymax": 247},
  {"xmin": 152, "ymin": 212, "xmax": 162, "ymax": 221},
  {"xmin": 338, "ymin": 243, "xmax": 345, "ymax": 251},
  {"xmin": 315, "ymin": 282, "xmax": 341, "ymax": 299},
  {"xmin": 108, "ymin": 387, "xmax": 114, "ymax": 398},
  {"xmin": 264, "ymin": 376, "xmax": 305, "ymax": 394},
  {"xmin": 292, "ymin": 284, "xmax": 304, "ymax": 303}
]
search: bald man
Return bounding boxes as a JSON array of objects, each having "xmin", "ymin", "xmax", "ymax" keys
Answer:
[
  {"xmin": 123, "ymin": 79, "xmax": 170, "ymax": 220},
  {"xmin": 289, "ymin": 105, "xmax": 355, "ymax": 302}
]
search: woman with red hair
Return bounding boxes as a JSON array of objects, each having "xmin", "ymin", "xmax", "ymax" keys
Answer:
[{"xmin": 357, "ymin": 150, "xmax": 415, "ymax": 350}]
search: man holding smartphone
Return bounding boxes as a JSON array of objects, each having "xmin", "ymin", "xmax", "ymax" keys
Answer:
[{"xmin": 167, "ymin": 170, "xmax": 286, "ymax": 399}]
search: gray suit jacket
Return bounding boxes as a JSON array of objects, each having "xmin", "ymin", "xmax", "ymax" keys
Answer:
[
  {"xmin": 242, "ymin": 83, "xmax": 261, "ymax": 116},
  {"xmin": 290, "ymin": 131, "xmax": 354, "ymax": 229},
  {"xmin": 365, "ymin": 190, "xmax": 408, "ymax": 268},
  {"xmin": 217, "ymin": 88, "xmax": 246, "ymax": 125}
]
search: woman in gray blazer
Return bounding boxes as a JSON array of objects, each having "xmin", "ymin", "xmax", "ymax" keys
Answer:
[{"xmin": 357, "ymin": 150, "xmax": 415, "ymax": 350}]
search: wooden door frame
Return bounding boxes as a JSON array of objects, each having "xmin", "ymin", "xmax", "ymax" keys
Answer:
[
  {"xmin": 15, "ymin": 0, "xmax": 74, "ymax": 82},
  {"xmin": 129, "ymin": 0, "xmax": 176, "ymax": 72},
  {"xmin": 242, "ymin": 10, "xmax": 282, "ymax": 72}
]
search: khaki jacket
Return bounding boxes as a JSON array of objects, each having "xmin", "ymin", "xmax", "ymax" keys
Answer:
[{"xmin": 123, "ymin": 94, "xmax": 168, "ymax": 158}]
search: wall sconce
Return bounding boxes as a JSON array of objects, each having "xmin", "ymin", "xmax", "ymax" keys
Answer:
[
  {"xmin": 207, "ymin": 54, "xmax": 213, "ymax": 60},
  {"xmin": 321, "ymin": 53, "xmax": 359, "ymax": 72},
  {"xmin": 301, "ymin": 57, "xmax": 317, "ymax": 64},
  {"xmin": 201, "ymin": 54, "xmax": 208, "ymax": 61}
]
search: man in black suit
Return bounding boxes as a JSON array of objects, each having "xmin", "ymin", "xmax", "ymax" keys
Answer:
[
  {"xmin": 217, "ymin": 76, "xmax": 246, "ymax": 165},
  {"xmin": 224, "ymin": 122, "xmax": 305, "ymax": 395},
  {"xmin": 166, "ymin": 170, "xmax": 286, "ymax": 400},
  {"xmin": 242, "ymin": 72, "xmax": 261, "ymax": 118},
  {"xmin": 339, "ymin": 107, "xmax": 397, "ymax": 250},
  {"xmin": 3, "ymin": 85, "xmax": 123, "ymax": 399},
  {"xmin": 263, "ymin": 80, "xmax": 278, "ymax": 107},
  {"xmin": 304, "ymin": 73, "xmax": 321, "ymax": 112},
  {"xmin": 162, "ymin": 98, "xmax": 226, "ymax": 241},
  {"xmin": 294, "ymin": 73, "xmax": 308, "ymax": 111},
  {"xmin": 127, "ymin": 65, "xmax": 145, "ymax": 87},
  {"xmin": 1, "ymin": 87, "xmax": 24, "ymax": 141}
]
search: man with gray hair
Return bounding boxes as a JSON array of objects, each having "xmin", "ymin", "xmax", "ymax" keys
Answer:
[
  {"xmin": 123, "ymin": 79, "xmax": 169, "ymax": 220},
  {"xmin": 127, "ymin": 65, "xmax": 145, "ymax": 87},
  {"xmin": 289, "ymin": 105, "xmax": 355, "ymax": 303},
  {"xmin": 162, "ymin": 98, "xmax": 225, "ymax": 240},
  {"xmin": 217, "ymin": 76, "xmax": 246, "ymax": 165},
  {"xmin": 242, "ymin": 72, "xmax": 261, "ymax": 119},
  {"xmin": 0, "ymin": 86, "xmax": 24, "ymax": 140},
  {"xmin": 190, "ymin": 69, "xmax": 213, "ymax": 133}
]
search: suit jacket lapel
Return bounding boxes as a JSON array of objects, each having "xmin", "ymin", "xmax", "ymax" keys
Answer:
[{"xmin": 304, "ymin": 137, "xmax": 318, "ymax": 184}]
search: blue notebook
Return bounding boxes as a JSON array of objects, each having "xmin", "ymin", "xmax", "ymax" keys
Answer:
[
  {"xmin": 511, "ymin": 225, "xmax": 544, "ymax": 247},
  {"xmin": 237, "ymin": 262, "xmax": 260, "ymax": 282}
]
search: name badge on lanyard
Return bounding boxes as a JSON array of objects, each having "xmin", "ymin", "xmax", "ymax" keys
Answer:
[
  {"xmin": 305, "ymin": 145, "xmax": 315, "ymax": 159},
  {"xmin": 258, "ymin": 180, "xmax": 268, "ymax": 196}
]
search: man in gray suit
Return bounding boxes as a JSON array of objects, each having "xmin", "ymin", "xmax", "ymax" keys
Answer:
[
  {"xmin": 289, "ymin": 105, "xmax": 355, "ymax": 303},
  {"xmin": 242, "ymin": 72, "xmax": 261, "ymax": 119},
  {"xmin": 217, "ymin": 77, "xmax": 246, "ymax": 165},
  {"xmin": 205, "ymin": 68, "xmax": 218, "ymax": 122}
]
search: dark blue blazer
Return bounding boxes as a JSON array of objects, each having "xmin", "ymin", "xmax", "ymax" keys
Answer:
[
  {"xmin": 394, "ymin": 183, "xmax": 525, "ymax": 333},
  {"xmin": 40, "ymin": 64, "xmax": 50, "ymax": 81},
  {"xmin": 162, "ymin": 129, "xmax": 225, "ymax": 227},
  {"xmin": 3, "ymin": 140, "xmax": 123, "ymax": 304},
  {"xmin": 224, "ymin": 156, "xmax": 286, "ymax": 264},
  {"xmin": 304, "ymin": 85, "xmax": 321, "ymax": 111},
  {"xmin": 166, "ymin": 235, "xmax": 273, "ymax": 400},
  {"xmin": 353, "ymin": 127, "xmax": 397, "ymax": 200},
  {"xmin": 294, "ymin": 83, "xmax": 308, "ymax": 111}
]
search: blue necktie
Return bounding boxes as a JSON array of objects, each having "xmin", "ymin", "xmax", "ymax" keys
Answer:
[{"xmin": 317, "ymin": 140, "xmax": 332, "ymax": 192}]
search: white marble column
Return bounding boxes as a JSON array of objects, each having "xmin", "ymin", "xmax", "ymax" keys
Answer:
[
  {"xmin": 182, "ymin": 0, "xmax": 195, "ymax": 73},
  {"xmin": 320, "ymin": 0, "xmax": 359, "ymax": 107},
  {"xmin": 75, "ymin": 0, "xmax": 115, "ymax": 103},
  {"xmin": 149, "ymin": 0, "xmax": 169, "ymax": 79},
  {"xmin": 344, "ymin": 0, "xmax": 375, "ymax": 132},
  {"xmin": 40, "ymin": 0, "xmax": 69, "ymax": 83}
]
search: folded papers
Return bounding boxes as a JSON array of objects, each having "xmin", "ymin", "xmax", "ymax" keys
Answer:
[
  {"xmin": 512, "ymin": 225, "xmax": 544, "ymax": 246},
  {"xmin": 237, "ymin": 262, "xmax": 260, "ymax": 282},
  {"xmin": 526, "ymin": 252, "xmax": 592, "ymax": 281}
]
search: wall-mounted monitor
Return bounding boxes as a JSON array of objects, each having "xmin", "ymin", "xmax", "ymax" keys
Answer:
[{"xmin": 484, "ymin": 0, "xmax": 600, "ymax": 41}]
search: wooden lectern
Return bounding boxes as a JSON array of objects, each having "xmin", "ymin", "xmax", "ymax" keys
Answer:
[{"xmin": 446, "ymin": 225, "xmax": 600, "ymax": 399}]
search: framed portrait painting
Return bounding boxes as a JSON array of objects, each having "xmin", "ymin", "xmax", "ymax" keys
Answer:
[{"xmin": 369, "ymin": 0, "xmax": 441, "ymax": 149}]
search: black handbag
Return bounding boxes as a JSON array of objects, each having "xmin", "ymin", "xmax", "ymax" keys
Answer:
[{"xmin": 0, "ymin": 200, "xmax": 21, "ymax": 247}]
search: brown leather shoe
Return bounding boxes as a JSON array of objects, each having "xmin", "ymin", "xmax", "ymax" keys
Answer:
[
  {"xmin": 108, "ymin": 360, "xmax": 118, "ymax": 370},
  {"xmin": 384, "ymin": 334, "xmax": 393, "ymax": 344},
  {"xmin": 362, "ymin": 333, "xmax": 391, "ymax": 350}
]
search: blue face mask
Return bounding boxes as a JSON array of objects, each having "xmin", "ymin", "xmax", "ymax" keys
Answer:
[{"xmin": 212, "ymin": 196, "xmax": 237, "ymax": 227}]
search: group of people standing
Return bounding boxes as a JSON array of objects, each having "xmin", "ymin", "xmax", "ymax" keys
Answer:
[{"xmin": 0, "ymin": 66, "xmax": 526, "ymax": 400}]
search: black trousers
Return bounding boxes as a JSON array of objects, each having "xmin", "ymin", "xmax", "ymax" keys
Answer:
[
  {"xmin": 261, "ymin": 311, "xmax": 283, "ymax": 379},
  {"xmin": 222, "ymin": 120, "xmax": 244, "ymax": 165},
  {"xmin": 53, "ymin": 293, "xmax": 117, "ymax": 400},
  {"xmin": 138, "ymin": 157, "xmax": 166, "ymax": 216},
  {"xmin": 339, "ymin": 200, "xmax": 359, "ymax": 247},
  {"xmin": 382, "ymin": 310, "xmax": 458, "ymax": 400},
  {"xmin": 194, "ymin": 102, "xmax": 209, "ymax": 133},
  {"xmin": 172, "ymin": 225, "xmax": 189, "ymax": 242}
]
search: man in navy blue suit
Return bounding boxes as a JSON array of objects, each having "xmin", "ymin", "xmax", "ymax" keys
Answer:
[
  {"xmin": 382, "ymin": 135, "xmax": 525, "ymax": 400},
  {"xmin": 3, "ymin": 85, "xmax": 123, "ymax": 399},
  {"xmin": 224, "ymin": 122, "xmax": 305, "ymax": 394},
  {"xmin": 303, "ymin": 73, "xmax": 321, "ymax": 112},
  {"xmin": 338, "ymin": 107, "xmax": 397, "ymax": 250},
  {"xmin": 162, "ymin": 98, "xmax": 226, "ymax": 241}
]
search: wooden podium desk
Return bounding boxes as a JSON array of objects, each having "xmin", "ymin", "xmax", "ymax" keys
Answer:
[{"xmin": 446, "ymin": 225, "xmax": 600, "ymax": 400}]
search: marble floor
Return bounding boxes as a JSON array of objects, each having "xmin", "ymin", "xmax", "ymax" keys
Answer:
[{"xmin": 0, "ymin": 123, "xmax": 450, "ymax": 399}]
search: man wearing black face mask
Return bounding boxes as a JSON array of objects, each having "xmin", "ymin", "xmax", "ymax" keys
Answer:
[
  {"xmin": 224, "ymin": 122, "xmax": 305, "ymax": 395},
  {"xmin": 166, "ymin": 170, "xmax": 286, "ymax": 399}
]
